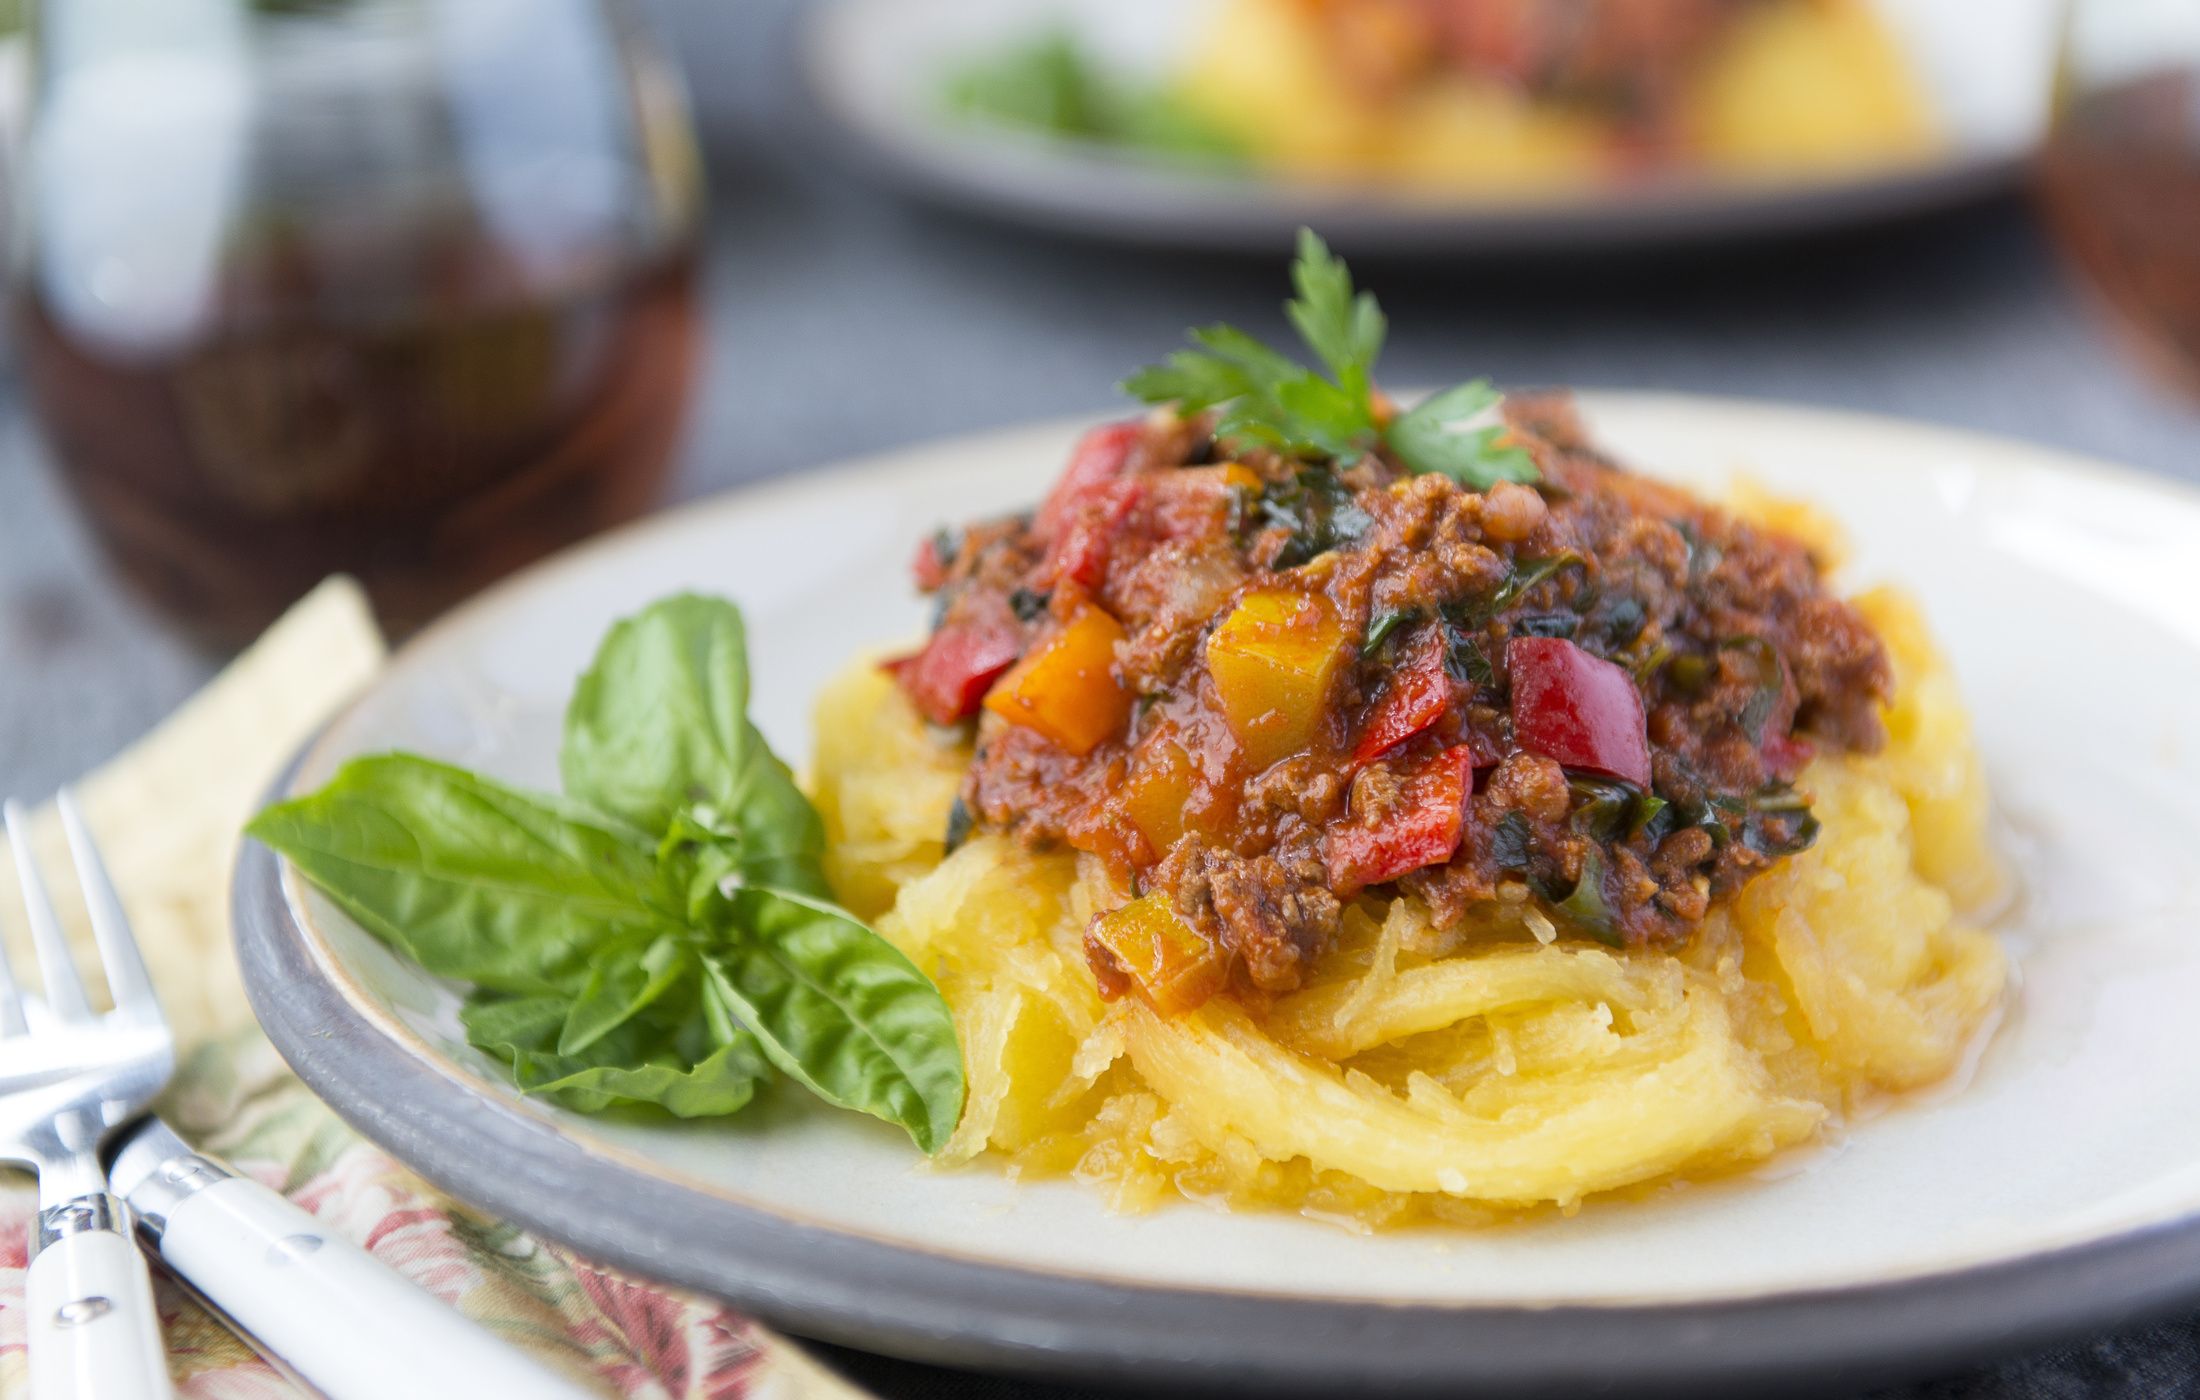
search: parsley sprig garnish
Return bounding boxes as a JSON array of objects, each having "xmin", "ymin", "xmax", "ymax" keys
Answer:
[{"xmin": 1121, "ymin": 230, "xmax": 1539, "ymax": 490}]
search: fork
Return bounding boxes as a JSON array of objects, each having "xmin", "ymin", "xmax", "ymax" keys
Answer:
[{"xmin": 4, "ymin": 795, "xmax": 175, "ymax": 1399}]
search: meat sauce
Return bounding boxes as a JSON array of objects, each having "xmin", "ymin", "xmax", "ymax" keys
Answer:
[{"xmin": 891, "ymin": 392, "xmax": 1889, "ymax": 1009}]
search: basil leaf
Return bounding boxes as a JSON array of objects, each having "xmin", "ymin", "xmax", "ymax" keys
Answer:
[
  {"xmin": 660, "ymin": 739, "xmax": 834, "ymax": 915},
  {"xmin": 1384, "ymin": 379, "xmax": 1541, "ymax": 490},
  {"xmin": 461, "ymin": 990, "xmax": 767, "ymax": 1118},
  {"xmin": 699, "ymin": 887, "xmax": 964, "ymax": 1153},
  {"xmin": 1722, "ymin": 636, "xmax": 1786, "ymax": 744},
  {"xmin": 1568, "ymin": 776, "xmax": 1639, "ymax": 844},
  {"xmin": 1255, "ymin": 467, "xmax": 1375, "ymax": 568},
  {"xmin": 565, "ymin": 594, "xmax": 834, "ymax": 899},
  {"xmin": 1361, "ymin": 607, "xmax": 1413, "ymax": 658},
  {"xmin": 1744, "ymin": 806, "xmax": 1822, "ymax": 859},
  {"xmin": 1441, "ymin": 621, "xmax": 1495, "ymax": 688},
  {"xmin": 247, "ymin": 754, "xmax": 671, "ymax": 996},
  {"xmin": 944, "ymin": 796, "xmax": 976, "ymax": 854},
  {"xmin": 1510, "ymin": 612, "xmax": 1579, "ymax": 640},
  {"xmin": 255, "ymin": 586, "xmax": 969, "ymax": 1150},
  {"xmin": 721, "ymin": 731, "xmax": 833, "ymax": 899},
  {"xmin": 561, "ymin": 594, "xmax": 756, "ymax": 835},
  {"xmin": 558, "ymin": 933, "xmax": 692, "ymax": 1055},
  {"xmin": 1558, "ymin": 844, "xmax": 1623, "ymax": 949},
  {"xmin": 1489, "ymin": 810, "xmax": 1534, "ymax": 872},
  {"xmin": 1598, "ymin": 596, "xmax": 1649, "ymax": 649}
]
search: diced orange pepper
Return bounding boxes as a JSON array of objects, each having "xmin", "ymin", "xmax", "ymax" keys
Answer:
[
  {"xmin": 1120, "ymin": 737, "xmax": 1196, "ymax": 858},
  {"xmin": 984, "ymin": 604, "xmax": 1132, "ymax": 755},
  {"xmin": 1189, "ymin": 462, "xmax": 1262, "ymax": 494},
  {"xmin": 1088, "ymin": 893, "xmax": 1227, "ymax": 1014},
  {"xmin": 1204, "ymin": 587, "xmax": 1346, "ymax": 768}
]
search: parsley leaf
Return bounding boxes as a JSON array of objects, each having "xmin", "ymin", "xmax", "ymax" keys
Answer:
[
  {"xmin": 1382, "ymin": 379, "xmax": 1540, "ymax": 489},
  {"xmin": 1286, "ymin": 228, "xmax": 1385, "ymax": 403},
  {"xmin": 1120, "ymin": 229, "xmax": 1539, "ymax": 490},
  {"xmin": 1123, "ymin": 319, "xmax": 1369, "ymax": 462}
]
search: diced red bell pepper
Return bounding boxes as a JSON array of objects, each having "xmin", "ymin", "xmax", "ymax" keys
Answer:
[
  {"xmin": 1325, "ymin": 745, "xmax": 1474, "ymax": 893},
  {"xmin": 1761, "ymin": 731, "xmax": 1815, "ymax": 781},
  {"xmin": 1505, "ymin": 636, "xmax": 1652, "ymax": 787},
  {"xmin": 911, "ymin": 534, "xmax": 950, "ymax": 592},
  {"xmin": 885, "ymin": 617, "xmax": 1022, "ymax": 725},
  {"xmin": 1352, "ymin": 629, "xmax": 1453, "ymax": 765},
  {"xmin": 1042, "ymin": 477, "xmax": 1143, "ymax": 591},
  {"xmin": 1036, "ymin": 420, "xmax": 1142, "ymax": 543}
]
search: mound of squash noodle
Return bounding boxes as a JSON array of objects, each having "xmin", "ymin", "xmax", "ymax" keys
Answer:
[{"xmin": 812, "ymin": 584, "xmax": 2004, "ymax": 1224}]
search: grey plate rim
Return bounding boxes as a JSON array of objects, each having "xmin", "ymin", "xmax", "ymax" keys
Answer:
[
  {"xmin": 227, "ymin": 427, "xmax": 2200, "ymax": 1393},
  {"xmin": 234, "ymin": 831, "xmax": 2200, "ymax": 1393},
  {"xmin": 793, "ymin": 0, "xmax": 2029, "ymax": 257}
]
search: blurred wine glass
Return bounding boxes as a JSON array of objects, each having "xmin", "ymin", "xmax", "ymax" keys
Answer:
[
  {"xmin": 10, "ymin": 0, "xmax": 705, "ymax": 649},
  {"xmin": 2035, "ymin": 0, "xmax": 2200, "ymax": 400}
]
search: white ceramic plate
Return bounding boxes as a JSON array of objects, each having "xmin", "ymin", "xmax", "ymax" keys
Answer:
[
  {"xmin": 238, "ymin": 394, "xmax": 2200, "ymax": 1393},
  {"xmin": 800, "ymin": 0, "xmax": 2059, "ymax": 254}
]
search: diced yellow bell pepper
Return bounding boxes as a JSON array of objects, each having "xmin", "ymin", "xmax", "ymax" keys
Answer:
[
  {"xmin": 1089, "ymin": 893, "xmax": 1227, "ymax": 1015},
  {"xmin": 1204, "ymin": 586, "xmax": 1345, "ymax": 768},
  {"xmin": 985, "ymin": 604, "xmax": 1131, "ymax": 755},
  {"xmin": 1120, "ymin": 737, "xmax": 1196, "ymax": 858}
]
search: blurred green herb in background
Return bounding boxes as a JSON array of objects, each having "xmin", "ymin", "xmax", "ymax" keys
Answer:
[{"xmin": 943, "ymin": 29, "xmax": 1245, "ymax": 168}]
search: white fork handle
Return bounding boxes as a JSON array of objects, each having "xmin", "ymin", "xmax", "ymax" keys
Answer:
[
  {"xmin": 153, "ymin": 1174, "xmax": 592, "ymax": 1400},
  {"xmin": 27, "ymin": 1198, "xmax": 172, "ymax": 1400}
]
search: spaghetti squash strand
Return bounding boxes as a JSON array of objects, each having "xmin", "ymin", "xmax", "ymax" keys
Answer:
[
  {"xmin": 814, "ymin": 564, "xmax": 2005, "ymax": 1223},
  {"xmin": 1125, "ymin": 995, "xmax": 1818, "ymax": 1204},
  {"xmin": 1267, "ymin": 945, "xmax": 1645, "ymax": 1060}
]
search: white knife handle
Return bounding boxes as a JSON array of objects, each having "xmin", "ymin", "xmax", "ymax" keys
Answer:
[
  {"xmin": 28, "ymin": 1194, "xmax": 173, "ymax": 1400},
  {"xmin": 148, "ymin": 1170, "xmax": 593, "ymax": 1400}
]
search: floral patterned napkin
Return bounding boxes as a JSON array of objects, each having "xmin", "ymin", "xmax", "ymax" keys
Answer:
[{"xmin": 0, "ymin": 580, "xmax": 867, "ymax": 1400}]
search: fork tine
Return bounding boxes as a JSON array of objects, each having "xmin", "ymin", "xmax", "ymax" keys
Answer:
[
  {"xmin": 58, "ymin": 790, "xmax": 162, "ymax": 1026},
  {"xmin": 4, "ymin": 799, "xmax": 92, "ymax": 1023},
  {"xmin": 0, "ymin": 815, "xmax": 28, "ymax": 1038}
]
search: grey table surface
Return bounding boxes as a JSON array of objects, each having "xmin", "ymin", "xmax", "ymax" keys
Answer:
[{"xmin": 3, "ymin": 1, "xmax": 2198, "ymax": 1395}]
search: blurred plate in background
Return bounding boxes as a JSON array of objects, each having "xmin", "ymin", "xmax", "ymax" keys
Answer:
[{"xmin": 802, "ymin": 0, "xmax": 2057, "ymax": 254}]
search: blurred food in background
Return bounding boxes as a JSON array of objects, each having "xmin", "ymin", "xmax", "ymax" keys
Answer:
[
  {"xmin": 10, "ymin": 0, "xmax": 703, "ymax": 651},
  {"xmin": 943, "ymin": 29, "xmax": 1246, "ymax": 172},
  {"xmin": 949, "ymin": 0, "xmax": 1936, "ymax": 193},
  {"xmin": 0, "ymin": 2, "xmax": 26, "ymax": 258},
  {"xmin": 2036, "ymin": 0, "xmax": 2200, "ymax": 401},
  {"xmin": 815, "ymin": 0, "xmax": 2053, "ymax": 252}
]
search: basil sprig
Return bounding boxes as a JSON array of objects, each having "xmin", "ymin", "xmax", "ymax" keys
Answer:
[{"xmin": 249, "ymin": 594, "xmax": 965, "ymax": 1152}]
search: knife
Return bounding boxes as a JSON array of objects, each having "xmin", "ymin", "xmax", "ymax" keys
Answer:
[{"xmin": 109, "ymin": 1117, "xmax": 594, "ymax": 1400}]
